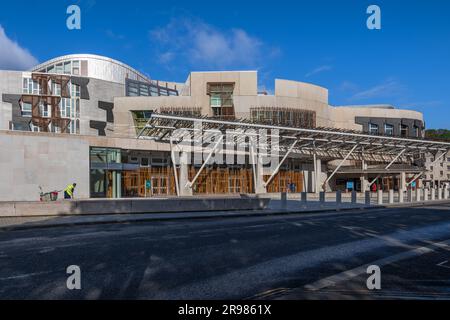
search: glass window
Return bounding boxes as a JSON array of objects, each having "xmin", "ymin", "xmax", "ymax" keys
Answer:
[
  {"xmin": 47, "ymin": 65, "xmax": 55, "ymax": 73},
  {"xmin": 23, "ymin": 78, "xmax": 29, "ymax": 93},
  {"xmin": 71, "ymin": 84, "xmax": 80, "ymax": 97},
  {"xmin": 64, "ymin": 61, "xmax": 71, "ymax": 74},
  {"xmin": 55, "ymin": 63, "xmax": 63, "ymax": 74},
  {"xmin": 150, "ymin": 86, "xmax": 159, "ymax": 96},
  {"xmin": 384, "ymin": 124, "xmax": 394, "ymax": 136},
  {"xmin": 400, "ymin": 124, "xmax": 409, "ymax": 137},
  {"xmin": 140, "ymin": 84, "xmax": 149, "ymax": 96},
  {"xmin": 21, "ymin": 102, "xmax": 32, "ymax": 117},
  {"xmin": 369, "ymin": 123, "xmax": 379, "ymax": 135},
  {"xmin": 128, "ymin": 83, "xmax": 139, "ymax": 96},
  {"xmin": 72, "ymin": 60, "xmax": 80, "ymax": 75},
  {"xmin": 211, "ymin": 94, "xmax": 222, "ymax": 107},
  {"xmin": 140, "ymin": 157, "xmax": 149, "ymax": 167},
  {"xmin": 159, "ymin": 88, "xmax": 168, "ymax": 96}
]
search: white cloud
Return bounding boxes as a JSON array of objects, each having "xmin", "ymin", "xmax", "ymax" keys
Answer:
[
  {"xmin": 150, "ymin": 18, "xmax": 276, "ymax": 69},
  {"xmin": 0, "ymin": 25, "xmax": 38, "ymax": 71},
  {"xmin": 305, "ymin": 65, "xmax": 332, "ymax": 78},
  {"xmin": 350, "ymin": 78, "xmax": 406, "ymax": 101}
]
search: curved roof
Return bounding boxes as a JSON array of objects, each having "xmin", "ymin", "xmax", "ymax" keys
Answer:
[{"xmin": 30, "ymin": 53, "xmax": 151, "ymax": 84}]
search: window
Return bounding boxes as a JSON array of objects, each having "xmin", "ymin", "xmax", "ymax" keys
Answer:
[
  {"xmin": 210, "ymin": 94, "xmax": 222, "ymax": 107},
  {"xmin": 47, "ymin": 65, "xmax": 55, "ymax": 73},
  {"xmin": 64, "ymin": 61, "xmax": 71, "ymax": 74},
  {"xmin": 369, "ymin": 123, "xmax": 379, "ymax": 135},
  {"xmin": 128, "ymin": 83, "xmax": 139, "ymax": 96},
  {"xmin": 55, "ymin": 63, "xmax": 63, "ymax": 74},
  {"xmin": 400, "ymin": 124, "xmax": 409, "ymax": 137},
  {"xmin": 40, "ymin": 103, "xmax": 49, "ymax": 117},
  {"xmin": 384, "ymin": 124, "xmax": 394, "ymax": 136},
  {"xmin": 72, "ymin": 61, "xmax": 80, "ymax": 75},
  {"xmin": 140, "ymin": 157, "xmax": 149, "ymax": 167},
  {"xmin": 440, "ymin": 171, "xmax": 444, "ymax": 177},
  {"xmin": 150, "ymin": 86, "xmax": 159, "ymax": 96},
  {"xmin": 159, "ymin": 88, "xmax": 168, "ymax": 96},
  {"xmin": 140, "ymin": 84, "xmax": 149, "ymax": 96},
  {"xmin": 71, "ymin": 84, "xmax": 80, "ymax": 97},
  {"xmin": 21, "ymin": 102, "xmax": 32, "ymax": 117},
  {"xmin": 22, "ymin": 78, "xmax": 41, "ymax": 94}
]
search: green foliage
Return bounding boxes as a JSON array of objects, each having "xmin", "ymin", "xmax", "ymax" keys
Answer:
[{"xmin": 425, "ymin": 129, "xmax": 450, "ymax": 141}]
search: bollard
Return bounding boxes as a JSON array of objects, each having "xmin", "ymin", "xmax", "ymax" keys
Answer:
[
  {"xmin": 281, "ymin": 192, "xmax": 287, "ymax": 209},
  {"xmin": 377, "ymin": 190, "xmax": 383, "ymax": 205},
  {"xmin": 438, "ymin": 187, "xmax": 442, "ymax": 200},
  {"xmin": 319, "ymin": 191, "xmax": 325, "ymax": 204},
  {"xmin": 431, "ymin": 188, "xmax": 436, "ymax": 201},
  {"xmin": 424, "ymin": 188, "xmax": 429, "ymax": 201},
  {"xmin": 365, "ymin": 191, "xmax": 371, "ymax": 205},
  {"xmin": 399, "ymin": 189, "xmax": 404, "ymax": 203},
  {"xmin": 301, "ymin": 192, "xmax": 307, "ymax": 204},
  {"xmin": 351, "ymin": 190, "xmax": 357, "ymax": 204},
  {"xmin": 407, "ymin": 189, "xmax": 413, "ymax": 202},
  {"xmin": 336, "ymin": 190, "xmax": 342, "ymax": 205},
  {"xmin": 416, "ymin": 188, "xmax": 421, "ymax": 202},
  {"xmin": 389, "ymin": 189, "xmax": 394, "ymax": 204}
]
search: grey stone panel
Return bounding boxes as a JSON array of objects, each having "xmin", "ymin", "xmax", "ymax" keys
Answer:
[
  {"xmin": 98, "ymin": 101, "xmax": 114, "ymax": 123},
  {"xmin": 2, "ymin": 94, "xmax": 30, "ymax": 131},
  {"xmin": 71, "ymin": 76, "xmax": 90, "ymax": 100},
  {"xmin": 89, "ymin": 120, "xmax": 107, "ymax": 136}
]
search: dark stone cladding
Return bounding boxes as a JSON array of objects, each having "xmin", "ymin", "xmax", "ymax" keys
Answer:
[
  {"xmin": 355, "ymin": 116, "xmax": 425, "ymax": 137},
  {"xmin": 2, "ymin": 94, "xmax": 31, "ymax": 131},
  {"xmin": 70, "ymin": 76, "xmax": 90, "ymax": 100},
  {"xmin": 98, "ymin": 101, "xmax": 114, "ymax": 123},
  {"xmin": 89, "ymin": 120, "xmax": 107, "ymax": 136}
]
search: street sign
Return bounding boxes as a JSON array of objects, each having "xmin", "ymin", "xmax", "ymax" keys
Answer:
[{"xmin": 346, "ymin": 181, "xmax": 354, "ymax": 190}]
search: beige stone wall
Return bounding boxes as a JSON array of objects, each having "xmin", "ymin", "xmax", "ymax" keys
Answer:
[
  {"xmin": 329, "ymin": 106, "xmax": 424, "ymax": 131},
  {"xmin": 0, "ymin": 130, "xmax": 171, "ymax": 201},
  {"xmin": 112, "ymin": 70, "xmax": 424, "ymax": 138}
]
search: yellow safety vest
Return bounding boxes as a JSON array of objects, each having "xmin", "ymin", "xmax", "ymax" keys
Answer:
[{"xmin": 65, "ymin": 184, "xmax": 75, "ymax": 196}]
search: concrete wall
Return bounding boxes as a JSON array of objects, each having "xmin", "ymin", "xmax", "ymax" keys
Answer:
[
  {"xmin": 0, "ymin": 71, "xmax": 23, "ymax": 130},
  {"xmin": 0, "ymin": 131, "xmax": 90, "ymax": 201}
]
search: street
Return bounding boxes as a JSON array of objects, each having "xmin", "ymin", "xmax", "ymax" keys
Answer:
[{"xmin": 1, "ymin": 204, "xmax": 450, "ymax": 299}]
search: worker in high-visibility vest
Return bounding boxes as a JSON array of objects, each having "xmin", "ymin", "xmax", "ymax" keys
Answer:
[{"xmin": 64, "ymin": 183, "xmax": 77, "ymax": 199}]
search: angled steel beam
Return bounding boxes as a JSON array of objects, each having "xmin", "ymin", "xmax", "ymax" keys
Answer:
[{"xmin": 322, "ymin": 144, "xmax": 359, "ymax": 191}]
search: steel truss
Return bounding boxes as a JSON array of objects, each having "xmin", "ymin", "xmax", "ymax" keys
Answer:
[{"xmin": 137, "ymin": 113, "xmax": 450, "ymax": 163}]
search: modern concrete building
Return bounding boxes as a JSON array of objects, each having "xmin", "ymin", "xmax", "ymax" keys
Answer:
[{"xmin": 0, "ymin": 54, "xmax": 448, "ymax": 201}]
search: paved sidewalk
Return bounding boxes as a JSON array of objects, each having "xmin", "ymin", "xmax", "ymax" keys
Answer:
[{"xmin": 1, "ymin": 199, "xmax": 450, "ymax": 231}]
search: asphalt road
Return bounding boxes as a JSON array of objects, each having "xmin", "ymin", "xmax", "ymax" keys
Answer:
[{"xmin": 1, "ymin": 204, "xmax": 450, "ymax": 299}]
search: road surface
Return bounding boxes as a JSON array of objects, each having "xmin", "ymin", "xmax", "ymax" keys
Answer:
[{"xmin": 1, "ymin": 203, "xmax": 450, "ymax": 299}]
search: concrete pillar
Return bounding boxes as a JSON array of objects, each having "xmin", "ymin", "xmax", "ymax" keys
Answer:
[
  {"xmin": 445, "ymin": 187, "xmax": 449, "ymax": 200},
  {"xmin": 424, "ymin": 188, "xmax": 429, "ymax": 201},
  {"xmin": 400, "ymin": 172, "xmax": 406, "ymax": 192},
  {"xmin": 438, "ymin": 187, "xmax": 442, "ymax": 200},
  {"xmin": 377, "ymin": 190, "xmax": 383, "ymax": 205},
  {"xmin": 254, "ymin": 156, "xmax": 267, "ymax": 194},
  {"xmin": 360, "ymin": 175, "xmax": 369, "ymax": 193},
  {"xmin": 389, "ymin": 189, "xmax": 394, "ymax": 204},
  {"xmin": 336, "ymin": 190, "xmax": 342, "ymax": 205},
  {"xmin": 179, "ymin": 152, "xmax": 193, "ymax": 196},
  {"xmin": 416, "ymin": 188, "xmax": 421, "ymax": 202},
  {"xmin": 407, "ymin": 189, "xmax": 413, "ymax": 202},
  {"xmin": 365, "ymin": 191, "xmax": 371, "ymax": 205},
  {"xmin": 315, "ymin": 158, "xmax": 322, "ymax": 193},
  {"xmin": 351, "ymin": 190, "xmax": 357, "ymax": 204},
  {"xmin": 431, "ymin": 188, "xmax": 436, "ymax": 201},
  {"xmin": 399, "ymin": 190, "xmax": 404, "ymax": 203}
]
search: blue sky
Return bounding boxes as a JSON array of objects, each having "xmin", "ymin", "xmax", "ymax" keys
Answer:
[{"xmin": 0, "ymin": 0, "xmax": 449, "ymax": 128}]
